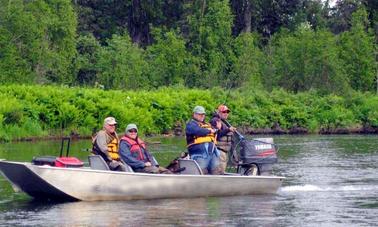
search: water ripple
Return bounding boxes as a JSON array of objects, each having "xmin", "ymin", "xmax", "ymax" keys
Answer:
[{"xmin": 279, "ymin": 184, "xmax": 378, "ymax": 193}]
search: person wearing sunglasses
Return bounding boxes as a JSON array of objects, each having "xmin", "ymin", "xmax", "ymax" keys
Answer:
[
  {"xmin": 119, "ymin": 124, "xmax": 171, "ymax": 174},
  {"xmin": 92, "ymin": 117, "xmax": 126, "ymax": 171},
  {"xmin": 210, "ymin": 104, "xmax": 237, "ymax": 173},
  {"xmin": 185, "ymin": 106, "xmax": 222, "ymax": 175}
]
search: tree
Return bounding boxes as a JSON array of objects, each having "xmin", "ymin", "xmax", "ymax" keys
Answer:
[
  {"xmin": 362, "ymin": 0, "xmax": 378, "ymax": 38},
  {"xmin": 96, "ymin": 34, "xmax": 148, "ymax": 90},
  {"xmin": 338, "ymin": 7, "xmax": 376, "ymax": 92},
  {"xmin": 74, "ymin": 0, "xmax": 131, "ymax": 42},
  {"xmin": 300, "ymin": 0, "xmax": 328, "ymax": 30},
  {"xmin": 186, "ymin": 0, "xmax": 235, "ymax": 88},
  {"xmin": 145, "ymin": 29, "xmax": 198, "ymax": 87},
  {"xmin": 270, "ymin": 24, "xmax": 349, "ymax": 94},
  {"xmin": 74, "ymin": 0, "xmax": 186, "ymax": 46},
  {"xmin": 0, "ymin": 0, "xmax": 77, "ymax": 84},
  {"xmin": 230, "ymin": 33, "xmax": 264, "ymax": 89},
  {"xmin": 328, "ymin": 0, "xmax": 362, "ymax": 34},
  {"xmin": 73, "ymin": 34, "xmax": 101, "ymax": 86},
  {"xmin": 230, "ymin": 0, "xmax": 303, "ymax": 39}
]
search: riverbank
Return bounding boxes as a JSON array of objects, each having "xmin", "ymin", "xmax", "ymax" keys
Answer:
[
  {"xmin": 237, "ymin": 125, "xmax": 378, "ymax": 135},
  {"xmin": 1, "ymin": 85, "xmax": 378, "ymax": 142},
  {"xmin": 7, "ymin": 125, "xmax": 378, "ymax": 144}
]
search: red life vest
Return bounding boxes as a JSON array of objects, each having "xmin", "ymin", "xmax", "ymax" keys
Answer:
[{"xmin": 120, "ymin": 135, "xmax": 147, "ymax": 160}]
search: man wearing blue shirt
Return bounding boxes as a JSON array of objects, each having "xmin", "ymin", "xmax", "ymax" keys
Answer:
[{"xmin": 185, "ymin": 106, "xmax": 222, "ymax": 174}]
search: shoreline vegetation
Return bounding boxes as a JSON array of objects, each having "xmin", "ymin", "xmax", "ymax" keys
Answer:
[
  {"xmin": 1, "ymin": 2, "xmax": 376, "ymax": 143},
  {"xmin": 10, "ymin": 126, "xmax": 378, "ymax": 143},
  {"xmin": 2, "ymin": 85, "xmax": 378, "ymax": 143}
]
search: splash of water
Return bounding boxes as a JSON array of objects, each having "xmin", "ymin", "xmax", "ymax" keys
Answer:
[{"xmin": 279, "ymin": 184, "xmax": 378, "ymax": 193}]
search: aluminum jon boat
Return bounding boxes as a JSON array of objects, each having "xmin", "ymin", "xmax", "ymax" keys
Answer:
[{"xmin": 0, "ymin": 159, "xmax": 284, "ymax": 201}]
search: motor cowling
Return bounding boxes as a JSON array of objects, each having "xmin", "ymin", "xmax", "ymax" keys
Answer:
[{"xmin": 238, "ymin": 138, "xmax": 278, "ymax": 175}]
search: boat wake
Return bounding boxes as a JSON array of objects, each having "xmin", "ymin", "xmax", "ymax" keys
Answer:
[{"xmin": 279, "ymin": 184, "xmax": 378, "ymax": 193}]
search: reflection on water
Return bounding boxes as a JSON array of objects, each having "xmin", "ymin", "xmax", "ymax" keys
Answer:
[
  {"xmin": 0, "ymin": 196, "xmax": 280, "ymax": 227},
  {"xmin": 0, "ymin": 135, "xmax": 377, "ymax": 226}
]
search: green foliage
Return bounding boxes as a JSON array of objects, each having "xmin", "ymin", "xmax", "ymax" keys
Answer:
[
  {"xmin": 338, "ymin": 7, "xmax": 376, "ymax": 92},
  {"xmin": 269, "ymin": 25, "xmax": 349, "ymax": 94},
  {"xmin": 0, "ymin": 0, "xmax": 77, "ymax": 84},
  {"xmin": 186, "ymin": 0, "xmax": 235, "ymax": 88},
  {"xmin": 0, "ymin": 96, "xmax": 24, "ymax": 126},
  {"xmin": 146, "ymin": 29, "xmax": 197, "ymax": 87},
  {"xmin": 356, "ymin": 94, "xmax": 378, "ymax": 127},
  {"xmin": 73, "ymin": 34, "xmax": 101, "ymax": 86},
  {"xmin": 231, "ymin": 33, "xmax": 264, "ymax": 89},
  {"xmin": 0, "ymin": 85, "xmax": 377, "ymax": 141},
  {"xmin": 0, "ymin": 0, "xmax": 39, "ymax": 83},
  {"xmin": 96, "ymin": 34, "xmax": 148, "ymax": 89},
  {"xmin": 270, "ymin": 90, "xmax": 311, "ymax": 129},
  {"xmin": 314, "ymin": 95, "xmax": 357, "ymax": 130},
  {"xmin": 1, "ymin": 0, "xmax": 376, "ymax": 96}
]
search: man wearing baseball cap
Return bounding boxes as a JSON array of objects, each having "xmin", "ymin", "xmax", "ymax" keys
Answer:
[
  {"xmin": 92, "ymin": 117, "xmax": 126, "ymax": 171},
  {"xmin": 185, "ymin": 105, "xmax": 222, "ymax": 174},
  {"xmin": 210, "ymin": 104, "xmax": 237, "ymax": 173}
]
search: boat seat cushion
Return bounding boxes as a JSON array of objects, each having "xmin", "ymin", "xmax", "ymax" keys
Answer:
[{"xmin": 178, "ymin": 159, "xmax": 203, "ymax": 175}]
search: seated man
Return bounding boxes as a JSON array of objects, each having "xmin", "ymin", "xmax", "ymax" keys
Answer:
[
  {"xmin": 119, "ymin": 124, "xmax": 171, "ymax": 174},
  {"xmin": 185, "ymin": 106, "xmax": 222, "ymax": 174},
  {"xmin": 92, "ymin": 117, "xmax": 126, "ymax": 171}
]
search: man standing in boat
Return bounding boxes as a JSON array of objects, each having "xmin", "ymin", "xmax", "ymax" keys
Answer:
[
  {"xmin": 210, "ymin": 104, "xmax": 236, "ymax": 173},
  {"xmin": 92, "ymin": 117, "xmax": 126, "ymax": 171},
  {"xmin": 186, "ymin": 106, "xmax": 222, "ymax": 174},
  {"xmin": 119, "ymin": 123, "xmax": 171, "ymax": 174}
]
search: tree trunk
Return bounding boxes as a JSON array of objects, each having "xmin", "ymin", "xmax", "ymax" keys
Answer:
[
  {"xmin": 242, "ymin": 0, "xmax": 252, "ymax": 33},
  {"xmin": 129, "ymin": 0, "xmax": 150, "ymax": 45}
]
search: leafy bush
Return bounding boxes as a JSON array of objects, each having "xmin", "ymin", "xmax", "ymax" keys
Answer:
[{"xmin": 0, "ymin": 85, "xmax": 377, "ymax": 141}]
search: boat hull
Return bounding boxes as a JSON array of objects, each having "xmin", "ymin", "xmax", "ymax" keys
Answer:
[
  {"xmin": 0, "ymin": 160, "xmax": 284, "ymax": 201},
  {"xmin": 0, "ymin": 160, "xmax": 77, "ymax": 201}
]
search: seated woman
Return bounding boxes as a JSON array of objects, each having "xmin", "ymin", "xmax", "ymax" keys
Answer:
[{"xmin": 119, "ymin": 124, "xmax": 171, "ymax": 174}]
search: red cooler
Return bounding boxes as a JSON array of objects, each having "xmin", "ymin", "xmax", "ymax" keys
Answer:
[{"xmin": 55, "ymin": 157, "xmax": 84, "ymax": 168}]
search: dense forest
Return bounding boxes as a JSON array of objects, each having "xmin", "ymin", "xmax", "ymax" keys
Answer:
[
  {"xmin": 0, "ymin": 0, "xmax": 376, "ymax": 93},
  {"xmin": 0, "ymin": 0, "xmax": 377, "ymax": 140}
]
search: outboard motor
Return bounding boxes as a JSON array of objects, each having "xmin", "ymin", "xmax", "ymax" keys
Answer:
[{"xmin": 234, "ymin": 138, "xmax": 278, "ymax": 176}]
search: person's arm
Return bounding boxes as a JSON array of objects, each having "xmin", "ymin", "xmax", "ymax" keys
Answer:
[
  {"xmin": 119, "ymin": 141, "xmax": 146, "ymax": 169},
  {"xmin": 210, "ymin": 117, "xmax": 219, "ymax": 128},
  {"xmin": 217, "ymin": 125, "xmax": 231, "ymax": 138},
  {"xmin": 210, "ymin": 117, "xmax": 229, "ymax": 138},
  {"xmin": 94, "ymin": 131, "xmax": 112, "ymax": 162},
  {"xmin": 144, "ymin": 148, "xmax": 159, "ymax": 166}
]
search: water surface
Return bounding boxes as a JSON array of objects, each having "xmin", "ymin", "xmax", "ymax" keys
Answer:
[{"xmin": 0, "ymin": 135, "xmax": 377, "ymax": 226}]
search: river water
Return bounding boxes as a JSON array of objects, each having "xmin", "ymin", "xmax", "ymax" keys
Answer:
[{"xmin": 0, "ymin": 135, "xmax": 377, "ymax": 226}]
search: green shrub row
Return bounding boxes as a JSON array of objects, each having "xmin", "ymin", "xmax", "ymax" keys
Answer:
[{"xmin": 0, "ymin": 85, "xmax": 377, "ymax": 141}]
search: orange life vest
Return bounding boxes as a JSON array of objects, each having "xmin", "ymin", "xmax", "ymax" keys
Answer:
[
  {"xmin": 107, "ymin": 137, "xmax": 120, "ymax": 160},
  {"xmin": 187, "ymin": 122, "xmax": 216, "ymax": 147},
  {"xmin": 92, "ymin": 131, "xmax": 120, "ymax": 161}
]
